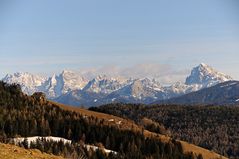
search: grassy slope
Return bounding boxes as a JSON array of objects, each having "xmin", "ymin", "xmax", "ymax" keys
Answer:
[
  {"xmin": 0, "ymin": 143, "xmax": 64, "ymax": 159},
  {"xmin": 49, "ymin": 101, "xmax": 227, "ymax": 159}
]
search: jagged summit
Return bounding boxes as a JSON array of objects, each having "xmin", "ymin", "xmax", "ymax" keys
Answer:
[
  {"xmin": 61, "ymin": 69, "xmax": 74, "ymax": 75},
  {"xmin": 44, "ymin": 70, "xmax": 88, "ymax": 98},
  {"xmin": 3, "ymin": 71, "xmax": 88, "ymax": 98},
  {"xmin": 198, "ymin": 63, "xmax": 207, "ymax": 67},
  {"xmin": 185, "ymin": 63, "xmax": 232, "ymax": 87},
  {"xmin": 83, "ymin": 75, "xmax": 127, "ymax": 94},
  {"xmin": 2, "ymin": 64, "xmax": 234, "ymax": 106},
  {"xmin": 112, "ymin": 78, "xmax": 163, "ymax": 99},
  {"xmin": 3, "ymin": 72, "xmax": 46, "ymax": 83},
  {"xmin": 2, "ymin": 72, "xmax": 46, "ymax": 95}
]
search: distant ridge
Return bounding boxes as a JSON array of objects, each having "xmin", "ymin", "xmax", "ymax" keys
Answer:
[
  {"xmin": 185, "ymin": 63, "xmax": 232, "ymax": 86},
  {"xmin": 2, "ymin": 63, "xmax": 233, "ymax": 107},
  {"xmin": 154, "ymin": 80, "xmax": 239, "ymax": 105}
]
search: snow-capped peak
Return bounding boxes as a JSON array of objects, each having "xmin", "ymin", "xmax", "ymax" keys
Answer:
[
  {"xmin": 43, "ymin": 70, "xmax": 88, "ymax": 98},
  {"xmin": 2, "ymin": 72, "xmax": 46, "ymax": 95},
  {"xmin": 82, "ymin": 75, "xmax": 126, "ymax": 94},
  {"xmin": 2, "ymin": 63, "xmax": 234, "ymax": 107},
  {"xmin": 2, "ymin": 71, "xmax": 88, "ymax": 98},
  {"xmin": 199, "ymin": 63, "xmax": 207, "ymax": 67},
  {"xmin": 3, "ymin": 72, "xmax": 46, "ymax": 84},
  {"xmin": 185, "ymin": 63, "xmax": 232, "ymax": 87},
  {"xmin": 110, "ymin": 78, "xmax": 164, "ymax": 101},
  {"xmin": 94, "ymin": 75, "xmax": 108, "ymax": 81}
]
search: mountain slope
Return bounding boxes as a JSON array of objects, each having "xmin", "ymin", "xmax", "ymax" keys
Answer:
[
  {"xmin": 156, "ymin": 80, "xmax": 239, "ymax": 105},
  {"xmin": 0, "ymin": 81, "xmax": 227, "ymax": 159},
  {"xmin": 51, "ymin": 101, "xmax": 227, "ymax": 159},
  {"xmin": 43, "ymin": 70, "xmax": 88, "ymax": 98},
  {"xmin": 0, "ymin": 143, "xmax": 63, "ymax": 159},
  {"xmin": 82, "ymin": 75, "xmax": 126, "ymax": 94},
  {"xmin": 100, "ymin": 78, "xmax": 165, "ymax": 104},
  {"xmin": 2, "ymin": 72, "xmax": 46, "ymax": 95},
  {"xmin": 55, "ymin": 63, "xmax": 233, "ymax": 107},
  {"xmin": 55, "ymin": 89, "xmax": 107, "ymax": 107},
  {"xmin": 92, "ymin": 103, "xmax": 238, "ymax": 158},
  {"xmin": 2, "ymin": 63, "xmax": 233, "ymax": 107},
  {"xmin": 185, "ymin": 63, "xmax": 232, "ymax": 87},
  {"xmin": 3, "ymin": 70, "xmax": 88, "ymax": 99}
]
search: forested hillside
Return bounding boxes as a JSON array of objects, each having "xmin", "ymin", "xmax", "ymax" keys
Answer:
[
  {"xmin": 90, "ymin": 103, "xmax": 239, "ymax": 158},
  {"xmin": 0, "ymin": 81, "xmax": 210, "ymax": 159}
]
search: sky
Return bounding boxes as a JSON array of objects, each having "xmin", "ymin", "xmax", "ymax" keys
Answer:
[{"xmin": 0, "ymin": 0, "xmax": 239, "ymax": 84}]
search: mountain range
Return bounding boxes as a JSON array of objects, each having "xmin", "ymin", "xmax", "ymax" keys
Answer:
[
  {"xmin": 2, "ymin": 63, "xmax": 233, "ymax": 107},
  {"xmin": 155, "ymin": 80, "xmax": 239, "ymax": 105}
]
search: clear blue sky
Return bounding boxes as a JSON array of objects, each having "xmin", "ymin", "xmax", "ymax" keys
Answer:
[{"xmin": 0, "ymin": 0, "xmax": 239, "ymax": 83}]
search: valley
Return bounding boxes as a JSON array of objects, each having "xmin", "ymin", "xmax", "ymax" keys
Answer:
[
  {"xmin": 1, "ymin": 63, "xmax": 238, "ymax": 158},
  {"xmin": 2, "ymin": 0, "xmax": 238, "ymax": 158},
  {"xmin": 0, "ymin": 81, "xmax": 227, "ymax": 159},
  {"xmin": 91, "ymin": 103, "xmax": 239, "ymax": 158}
]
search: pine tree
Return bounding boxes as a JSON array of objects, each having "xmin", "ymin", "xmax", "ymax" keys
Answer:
[{"xmin": 22, "ymin": 138, "xmax": 29, "ymax": 149}]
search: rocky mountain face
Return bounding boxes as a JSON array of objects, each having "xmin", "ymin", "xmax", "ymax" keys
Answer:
[
  {"xmin": 99, "ymin": 78, "xmax": 165, "ymax": 104},
  {"xmin": 2, "ymin": 63, "xmax": 233, "ymax": 107},
  {"xmin": 2, "ymin": 72, "xmax": 47, "ymax": 95},
  {"xmin": 156, "ymin": 81, "xmax": 239, "ymax": 105},
  {"xmin": 185, "ymin": 63, "xmax": 232, "ymax": 87},
  {"xmin": 82, "ymin": 75, "xmax": 127, "ymax": 94},
  {"xmin": 42, "ymin": 70, "xmax": 88, "ymax": 98},
  {"xmin": 2, "ymin": 70, "xmax": 88, "ymax": 99}
]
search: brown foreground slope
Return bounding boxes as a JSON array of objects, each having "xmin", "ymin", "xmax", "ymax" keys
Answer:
[
  {"xmin": 0, "ymin": 143, "xmax": 64, "ymax": 159},
  {"xmin": 49, "ymin": 101, "xmax": 227, "ymax": 159}
]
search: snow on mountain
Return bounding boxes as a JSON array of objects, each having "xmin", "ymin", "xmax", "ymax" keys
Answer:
[
  {"xmin": 2, "ymin": 72, "xmax": 47, "ymax": 95},
  {"xmin": 12, "ymin": 136, "xmax": 72, "ymax": 146},
  {"xmin": 157, "ymin": 81, "xmax": 239, "ymax": 105},
  {"xmin": 12, "ymin": 136, "xmax": 117, "ymax": 154},
  {"xmin": 112, "ymin": 78, "xmax": 163, "ymax": 99},
  {"xmin": 1, "ymin": 63, "xmax": 234, "ymax": 107},
  {"xmin": 60, "ymin": 70, "xmax": 88, "ymax": 92},
  {"xmin": 2, "ymin": 70, "xmax": 88, "ymax": 98},
  {"xmin": 185, "ymin": 63, "xmax": 232, "ymax": 87},
  {"xmin": 164, "ymin": 82, "xmax": 201, "ymax": 98},
  {"xmin": 82, "ymin": 75, "xmax": 127, "ymax": 94},
  {"xmin": 162, "ymin": 63, "xmax": 233, "ymax": 101},
  {"xmin": 97, "ymin": 78, "xmax": 166, "ymax": 105},
  {"xmin": 55, "ymin": 75, "xmax": 131, "ymax": 107},
  {"xmin": 55, "ymin": 89, "xmax": 107, "ymax": 107},
  {"xmin": 43, "ymin": 70, "xmax": 88, "ymax": 98}
]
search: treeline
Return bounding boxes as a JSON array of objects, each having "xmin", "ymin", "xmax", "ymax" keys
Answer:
[
  {"xmin": 0, "ymin": 81, "xmax": 200, "ymax": 159},
  {"xmin": 90, "ymin": 103, "xmax": 239, "ymax": 158}
]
